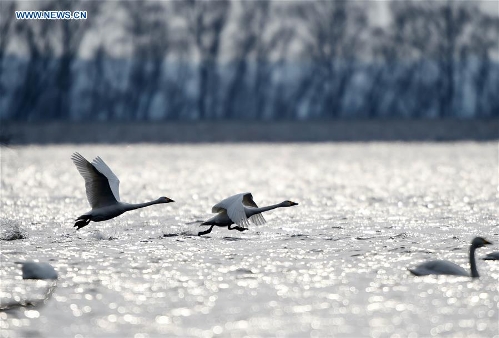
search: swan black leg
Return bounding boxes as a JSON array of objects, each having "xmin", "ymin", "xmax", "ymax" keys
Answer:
[
  {"xmin": 198, "ymin": 225, "xmax": 214, "ymax": 236},
  {"xmin": 228, "ymin": 224, "xmax": 248, "ymax": 232}
]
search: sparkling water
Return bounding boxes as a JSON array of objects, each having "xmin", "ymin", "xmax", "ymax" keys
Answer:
[{"xmin": 1, "ymin": 143, "xmax": 497, "ymax": 337}]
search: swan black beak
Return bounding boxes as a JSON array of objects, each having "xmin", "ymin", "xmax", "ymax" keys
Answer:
[
  {"xmin": 484, "ymin": 239, "xmax": 492, "ymax": 245},
  {"xmin": 167, "ymin": 198, "xmax": 175, "ymax": 203},
  {"xmin": 290, "ymin": 201, "xmax": 298, "ymax": 206}
]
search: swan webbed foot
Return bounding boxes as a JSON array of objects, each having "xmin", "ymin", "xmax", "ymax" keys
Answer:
[{"xmin": 74, "ymin": 217, "xmax": 91, "ymax": 230}]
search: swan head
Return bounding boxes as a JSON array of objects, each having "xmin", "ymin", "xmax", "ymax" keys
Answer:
[
  {"xmin": 158, "ymin": 197, "xmax": 175, "ymax": 203},
  {"xmin": 283, "ymin": 200, "xmax": 298, "ymax": 207},
  {"xmin": 472, "ymin": 237, "xmax": 492, "ymax": 248}
]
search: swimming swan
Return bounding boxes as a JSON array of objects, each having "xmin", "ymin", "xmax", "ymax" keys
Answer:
[
  {"xmin": 16, "ymin": 262, "xmax": 58, "ymax": 280},
  {"xmin": 71, "ymin": 152, "xmax": 174, "ymax": 230},
  {"xmin": 199, "ymin": 192, "xmax": 298, "ymax": 236},
  {"xmin": 482, "ymin": 252, "xmax": 499, "ymax": 260},
  {"xmin": 0, "ymin": 262, "xmax": 58, "ymax": 311},
  {"xmin": 409, "ymin": 237, "xmax": 492, "ymax": 277}
]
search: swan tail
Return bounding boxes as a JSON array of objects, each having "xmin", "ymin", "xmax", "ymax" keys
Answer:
[
  {"xmin": 408, "ymin": 268, "xmax": 421, "ymax": 276},
  {"xmin": 200, "ymin": 220, "xmax": 216, "ymax": 226},
  {"xmin": 74, "ymin": 215, "xmax": 91, "ymax": 230}
]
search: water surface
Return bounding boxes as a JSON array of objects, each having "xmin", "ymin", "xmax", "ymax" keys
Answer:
[{"xmin": 1, "ymin": 143, "xmax": 498, "ymax": 337}]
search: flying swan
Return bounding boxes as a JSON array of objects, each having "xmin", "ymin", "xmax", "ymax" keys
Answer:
[
  {"xmin": 198, "ymin": 192, "xmax": 298, "ymax": 236},
  {"xmin": 71, "ymin": 152, "xmax": 174, "ymax": 230},
  {"xmin": 409, "ymin": 237, "xmax": 492, "ymax": 277}
]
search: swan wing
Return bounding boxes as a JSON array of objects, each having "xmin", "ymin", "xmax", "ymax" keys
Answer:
[
  {"xmin": 242, "ymin": 193, "xmax": 258, "ymax": 208},
  {"xmin": 242, "ymin": 193, "xmax": 267, "ymax": 225},
  {"xmin": 91, "ymin": 156, "xmax": 121, "ymax": 201},
  {"xmin": 212, "ymin": 193, "xmax": 247, "ymax": 213},
  {"xmin": 249, "ymin": 213, "xmax": 266, "ymax": 225},
  {"xmin": 71, "ymin": 152, "xmax": 119, "ymax": 209},
  {"xmin": 410, "ymin": 260, "xmax": 469, "ymax": 276},
  {"xmin": 212, "ymin": 193, "xmax": 250, "ymax": 227}
]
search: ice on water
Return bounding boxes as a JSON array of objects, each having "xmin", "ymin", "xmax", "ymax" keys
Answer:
[{"xmin": 1, "ymin": 143, "xmax": 498, "ymax": 337}]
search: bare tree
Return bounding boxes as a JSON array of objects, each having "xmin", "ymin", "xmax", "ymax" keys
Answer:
[
  {"xmin": 48, "ymin": 0, "xmax": 100, "ymax": 120},
  {"xmin": 0, "ymin": 1, "xmax": 17, "ymax": 97},
  {"xmin": 122, "ymin": 1, "xmax": 171, "ymax": 120},
  {"xmin": 83, "ymin": 46, "xmax": 121, "ymax": 120},
  {"xmin": 9, "ymin": 14, "xmax": 56, "ymax": 121},
  {"xmin": 254, "ymin": 3, "xmax": 295, "ymax": 120},
  {"xmin": 386, "ymin": 1, "xmax": 496, "ymax": 118},
  {"xmin": 223, "ymin": 1, "xmax": 293, "ymax": 120},
  {"xmin": 361, "ymin": 28, "xmax": 393, "ymax": 118},
  {"xmin": 223, "ymin": 1, "xmax": 263, "ymax": 119},
  {"xmin": 465, "ymin": 6, "xmax": 499, "ymax": 117},
  {"xmin": 174, "ymin": 0, "xmax": 230, "ymax": 119},
  {"xmin": 3, "ymin": 0, "xmax": 498, "ymax": 121},
  {"xmin": 382, "ymin": 2, "xmax": 438, "ymax": 117},
  {"xmin": 292, "ymin": 1, "xmax": 368, "ymax": 118},
  {"xmin": 433, "ymin": 1, "xmax": 471, "ymax": 117}
]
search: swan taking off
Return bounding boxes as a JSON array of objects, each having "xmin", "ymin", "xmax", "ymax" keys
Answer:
[
  {"xmin": 16, "ymin": 262, "xmax": 58, "ymax": 280},
  {"xmin": 71, "ymin": 152, "xmax": 174, "ymax": 230},
  {"xmin": 409, "ymin": 237, "xmax": 492, "ymax": 277},
  {"xmin": 198, "ymin": 192, "xmax": 298, "ymax": 236}
]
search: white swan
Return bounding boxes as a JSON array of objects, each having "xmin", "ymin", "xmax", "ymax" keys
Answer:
[
  {"xmin": 483, "ymin": 252, "xmax": 499, "ymax": 260},
  {"xmin": 71, "ymin": 152, "xmax": 174, "ymax": 230},
  {"xmin": 16, "ymin": 262, "xmax": 58, "ymax": 280},
  {"xmin": 409, "ymin": 237, "xmax": 492, "ymax": 277},
  {"xmin": 199, "ymin": 192, "xmax": 298, "ymax": 235}
]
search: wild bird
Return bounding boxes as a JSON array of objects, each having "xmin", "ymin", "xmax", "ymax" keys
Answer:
[
  {"xmin": 16, "ymin": 262, "xmax": 58, "ymax": 280},
  {"xmin": 71, "ymin": 152, "xmax": 174, "ymax": 230},
  {"xmin": 0, "ymin": 262, "xmax": 58, "ymax": 312},
  {"xmin": 198, "ymin": 192, "xmax": 298, "ymax": 236},
  {"xmin": 482, "ymin": 252, "xmax": 499, "ymax": 261},
  {"xmin": 409, "ymin": 237, "xmax": 492, "ymax": 278}
]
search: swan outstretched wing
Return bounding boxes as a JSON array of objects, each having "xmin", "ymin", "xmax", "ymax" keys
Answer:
[
  {"xmin": 91, "ymin": 156, "xmax": 121, "ymax": 201},
  {"xmin": 212, "ymin": 193, "xmax": 250, "ymax": 227},
  {"xmin": 249, "ymin": 213, "xmax": 266, "ymax": 226},
  {"xmin": 71, "ymin": 152, "xmax": 119, "ymax": 209},
  {"xmin": 243, "ymin": 193, "xmax": 266, "ymax": 225},
  {"xmin": 212, "ymin": 193, "xmax": 246, "ymax": 213},
  {"xmin": 242, "ymin": 193, "xmax": 258, "ymax": 208}
]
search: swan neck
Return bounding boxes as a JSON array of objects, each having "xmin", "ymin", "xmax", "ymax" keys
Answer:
[
  {"xmin": 246, "ymin": 202, "xmax": 285, "ymax": 217},
  {"xmin": 469, "ymin": 244, "xmax": 479, "ymax": 278},
  {"xmin": 123, "ymin": 199, "xmax": 161, "ymax": 211}
]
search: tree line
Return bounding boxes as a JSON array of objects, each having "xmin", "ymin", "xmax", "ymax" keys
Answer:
[{"xmin": 1, "ymin": 0, "xmax": 498, "ymax": 121}]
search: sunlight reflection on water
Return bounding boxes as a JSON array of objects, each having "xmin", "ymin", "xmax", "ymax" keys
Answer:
[{"xmin": 0, "ymin": 143, "xmax": 498, "ymax": 337}]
